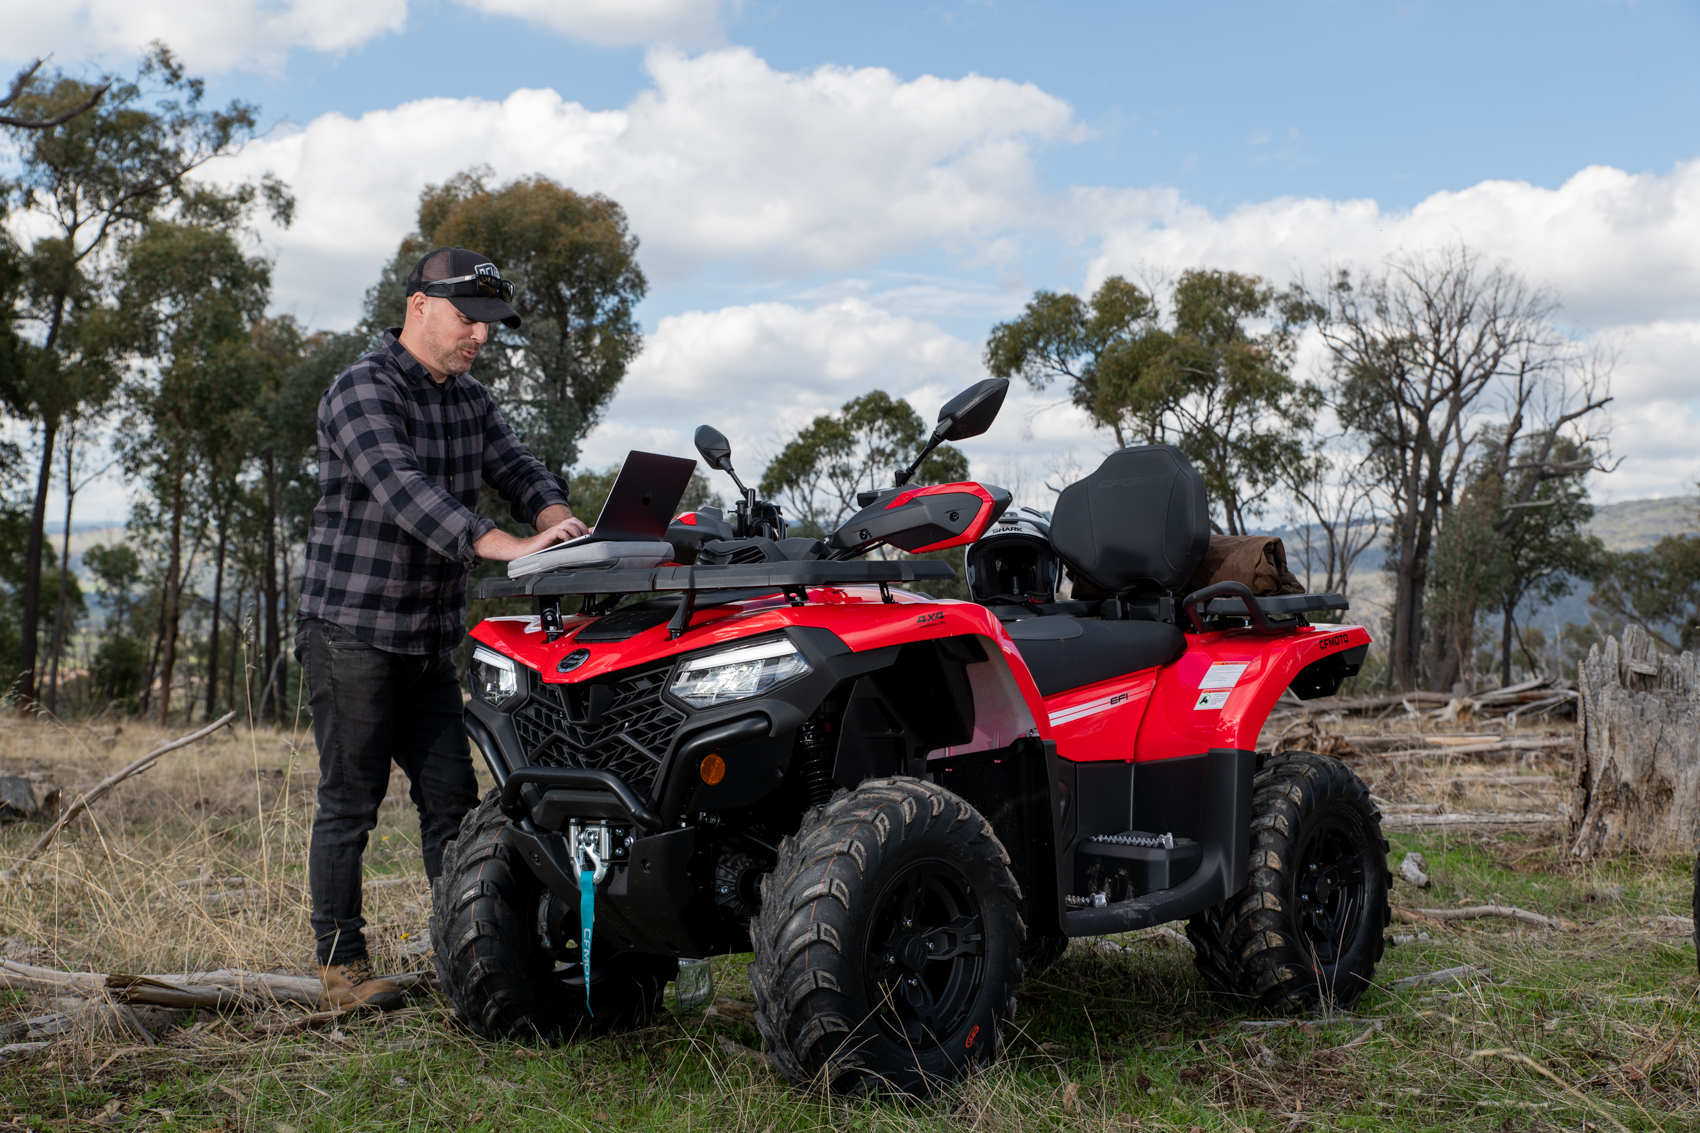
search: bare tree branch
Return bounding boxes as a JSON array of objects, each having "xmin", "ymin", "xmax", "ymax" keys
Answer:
[{"xmin": 0, "ymin": 59, "xmax": 109, "ymax": 129}]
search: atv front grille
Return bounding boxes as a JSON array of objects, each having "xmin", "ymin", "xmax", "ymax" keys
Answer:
[{"xmin": 510, "ymin": 663, "xmax": 687, "ymax": 796}]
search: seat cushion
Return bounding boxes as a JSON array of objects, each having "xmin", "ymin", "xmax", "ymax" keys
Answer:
[{"xmin": 1005, "ymin": 617, "xmax": 1186, "ymax": 697}]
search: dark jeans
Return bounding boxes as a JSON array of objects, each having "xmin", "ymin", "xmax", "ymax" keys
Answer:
[{"xmin": 297, "ymin": 618, "xmax": 478, "ymax": 965}]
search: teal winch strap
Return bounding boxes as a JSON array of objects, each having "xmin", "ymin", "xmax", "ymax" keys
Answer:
[{"xmin": 579, "ymin": 868, "xmax": 595, "ymax": 1017}]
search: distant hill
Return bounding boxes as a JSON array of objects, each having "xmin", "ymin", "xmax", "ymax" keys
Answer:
[
  {"xmin": 1257, "ymin": 495, "xmax": 1695, "ymax": 634},
  {"xmin": 1586, "ymin": 496, "xmax": 1695, "ymax": 551}
]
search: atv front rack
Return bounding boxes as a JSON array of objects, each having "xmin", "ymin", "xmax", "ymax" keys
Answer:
[
  {"xmin": 474, "ymin": 559, "xmax": 959, "ymax": 639},
  {"xmin": 473, "ymin": 558, "xmax": 956, "ymax": 600}
]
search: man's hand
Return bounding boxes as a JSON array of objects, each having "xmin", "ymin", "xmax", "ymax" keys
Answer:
[
  {"xmin": 534, "ymin": 503, "xmax": 588, "ymax": 539},
  {"xmin": 473, "ymin": 514, "xmax": 590, "ymax": 563}
]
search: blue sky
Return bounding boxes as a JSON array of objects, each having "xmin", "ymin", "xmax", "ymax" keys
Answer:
[
  {"xmin": 220, "ymin": 2, "xmax": 1700, "ymax": 217},
  {"xmin": 7, "ymin": 0, "xmax": 1700, "ymax": 520}
]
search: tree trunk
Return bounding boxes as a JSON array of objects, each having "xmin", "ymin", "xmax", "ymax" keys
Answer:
[
  {"xmin": 227, "ymin": 589, "xmax": 243, "ymax": 718},
  {"xmin": 46, "ymin": 431, "xmax": 76, "ymax": 716},
  {"xmin": 1569, "ymin": 624, "xmax": 1700, "ymax": 860},
  {"xmin": 205, "ymin": 511, "xmax": 227, "ymax": 719},
  {"xmin": 1500, "ymin": 608, "xmax": 1516, "ymax": 689},
  {"xmin": 16, "ymin": 411, "xmax": 59, "ymax": 714},
  {"xmin": 262, "ymin": 453, "xmax": 280, "ymax": 725},
  {"xmin": 156, "ymin": 477, "xmax": 186, "ymax": 726},
  {"xmin": 139, "ymin": 582, "xmax": 166, "ymax": 717}
]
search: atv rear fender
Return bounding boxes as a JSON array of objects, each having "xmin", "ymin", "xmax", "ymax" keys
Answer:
[{"xmin": 1132, "ymin": 623, "xmax": 1372, "ymax": 761}]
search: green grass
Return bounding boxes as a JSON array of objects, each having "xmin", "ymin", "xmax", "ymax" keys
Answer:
[{"xmin": 4, "ymin": 829, "xmax": 1694, "ymax": 1133}]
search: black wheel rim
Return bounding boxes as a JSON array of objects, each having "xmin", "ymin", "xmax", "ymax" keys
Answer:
[
  {"xmin": 1293, "ymin": 809, "xmax": 1369, "ymax": 968},
  {"xmin": 863, "ymin": 858, "xmax": 986, "ymax": 1048}
]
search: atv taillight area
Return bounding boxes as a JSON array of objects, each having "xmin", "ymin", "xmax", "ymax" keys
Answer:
[{"xmin": 511, "ymin": 662, "xmax": 686, "ymax": 795}]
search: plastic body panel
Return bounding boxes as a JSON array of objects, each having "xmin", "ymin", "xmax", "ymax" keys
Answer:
[
  {"xmin": 1130, "ymin": 623, "xmax": 1373, "ymax": 762},
  {"xmin": 828, "ymin": 481, "xmax": 1013, "ymax": 555}
]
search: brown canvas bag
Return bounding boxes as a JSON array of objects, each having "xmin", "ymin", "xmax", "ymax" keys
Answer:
[{"xmin": 1185, "ymin": 534, "xmax": 1306, "ymax": 596}]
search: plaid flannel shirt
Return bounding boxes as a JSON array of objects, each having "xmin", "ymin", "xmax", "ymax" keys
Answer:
[{"xmin": 297, "ymin": 329, "xmax": 567, "ymax": 655}]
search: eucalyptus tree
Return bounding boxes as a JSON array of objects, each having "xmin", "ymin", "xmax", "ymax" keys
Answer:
[
  {"xmin": 116, "ymin": 190, "xmax": 274, "ymax": 724},
  {"xmin": 1309, "ymin": 245, "xmax": 1611, "ymax": 691},
  {"xmin": 759, "ymin": 391, "xmax": 969, "ymax": 537},
  {"xmin": 0, "ymin": 45, "xmax": 265, "ymax": 713},
  {"xmin": 371, "ymin": 169, "xmax": 648, "ymax": 475},
  {"xmin": 986, "ymin": 271, "xmax": 1318, "ymax": 536}
]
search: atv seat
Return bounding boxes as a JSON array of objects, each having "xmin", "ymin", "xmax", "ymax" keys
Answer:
[{"xmin": 1004, "ymin": 617, "xmax": 1186, "ymax": 697}]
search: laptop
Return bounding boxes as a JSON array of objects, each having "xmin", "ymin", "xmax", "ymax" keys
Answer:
[{"xmin": 508, "ymin": 451, "xmax": 697, "ymax": 577}]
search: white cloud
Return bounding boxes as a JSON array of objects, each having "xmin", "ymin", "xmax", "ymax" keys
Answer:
[
  {"xmin": 214, "ymin": 47, "xmax": 1076, "ymax": 326},
  {"xmin": 0, "ymin": 0, "xmax": 729, "ymax": 74},
  {"xmin": 1074, "ymin": 163, "xmax": 1700, "ymax": 501},
  {"xmin": 1, "ymin": 0, "xmax": 410, "ymax": 74},
  {"xmin": 578, "ymin": 296, "xmax": 1103, "ymax": 514},
  {"xmin": 459, "ymin": 0, "xmax": 726, "ymax": 46},
  {"xmin": 1078, "ymin": 160, "xmax": 1700, "ymax": 331},
  {"xmin": 581, "ymin": 297, "xmax": 984, "ymax": 469}
]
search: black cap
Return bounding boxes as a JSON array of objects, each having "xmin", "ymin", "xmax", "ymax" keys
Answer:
[{"xmin": 405, "ymin": 247, "xmax": 521, "ymax": 328}]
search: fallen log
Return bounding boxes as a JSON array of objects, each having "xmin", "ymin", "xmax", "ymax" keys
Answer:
[
  {"xmin": 1388, "ymin": 964, "xmax": 1493, "ymax": 991},
  {"xmin": 0, "ymin": 959, "xmax": 431, "ymax": 1009},
  {"xmin": 1414, "ymin": 905, "xmax": 1576, "ymax": 930},
  {"xmin": 1381, "ymin": 812, "xmax": 1558, "ymax": 830},
  {"xmin": 1390, "ymin": 904, "xmax": 1449, "ymax": 927},
  {"xmin": 1, "ymin": 712, "xmax": 236, "ymax": 881}
]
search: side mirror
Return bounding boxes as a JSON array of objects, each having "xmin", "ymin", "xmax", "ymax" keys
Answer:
[
  {"xmin": 694, "ymin": 424, "xmax": 734, "ymax": 472},
  {"xmin": 935, "ymin": 377, "xmax": 1009, "ymax": 442}
]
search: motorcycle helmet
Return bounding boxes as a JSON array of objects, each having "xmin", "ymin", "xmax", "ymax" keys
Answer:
[{"xmin": 965, "ymin": 507, "xmax": 1059, "ymax": 606}]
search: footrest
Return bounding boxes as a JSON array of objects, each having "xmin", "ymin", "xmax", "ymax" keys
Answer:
[{"xmin": 1075, "ymin": 830, "xmax": 1201, "ymax": 903}]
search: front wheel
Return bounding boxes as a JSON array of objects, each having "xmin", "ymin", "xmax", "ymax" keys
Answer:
[
  {"xmin": 430, "ymin": 791, "xmax": 675, "ymax": 1040},
  {"xmin": 750, "ymin": 777, "xmax": 1023, "ymax": 1097},
  {"xmin": 1187, "ymin": 751, "xmax": 1390, "ymax": 1011}
]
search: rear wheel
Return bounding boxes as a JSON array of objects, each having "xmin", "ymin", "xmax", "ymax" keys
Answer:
[
  {"xmin": 431, "ymin": 791, "xmax": 675, "ymax": 1040},
  {"xmin": 749, "ymin": 777, "xmax": 1023, "ymax": 1097},
  {"xmin": 1186, "ymin": 751, "xmax": 1390, "ymax": 1011}
]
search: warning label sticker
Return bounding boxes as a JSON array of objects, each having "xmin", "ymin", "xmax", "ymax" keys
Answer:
[
  {"xmin": 1198, "ymin": 662, "xmax": 1248, "ymax": 690},
  {"xmin": 1194, "ymin": 690, "xmax": 1231, "ymax": 711}
]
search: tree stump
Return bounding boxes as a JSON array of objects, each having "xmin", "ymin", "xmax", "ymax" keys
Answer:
[{"xmin": 1569, "ymin": 624, "xmax": 1700, "ymax": 860}]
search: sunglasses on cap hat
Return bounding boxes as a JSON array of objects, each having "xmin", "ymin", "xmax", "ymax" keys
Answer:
[{"xmin": 421, "ymin": 262, "xmax": 515, "ymax": 304}]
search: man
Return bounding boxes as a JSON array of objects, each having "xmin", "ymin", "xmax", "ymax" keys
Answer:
[{"xmin": 296, "ymin": 247, "xmax": 586, "ymax": 1009}]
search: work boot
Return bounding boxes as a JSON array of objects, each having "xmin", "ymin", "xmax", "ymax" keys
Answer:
[{"xmin": 319, "ymin": 957, "xmax": 405, "ymax": 1011}]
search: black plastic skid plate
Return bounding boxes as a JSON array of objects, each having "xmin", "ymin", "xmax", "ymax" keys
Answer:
[{"xmin": 473, "ymin": 558, "xmax": 957, "ymax": 599}]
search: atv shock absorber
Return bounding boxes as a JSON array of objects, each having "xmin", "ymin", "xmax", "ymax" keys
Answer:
[{"xmin": 795, "ymin": 709, "xmax": 838, "ymax": 808}]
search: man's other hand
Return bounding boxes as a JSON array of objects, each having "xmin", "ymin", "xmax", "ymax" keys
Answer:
[{"xmin": 473, "ymin": 514, "xmax": 591, "ymax": 562}]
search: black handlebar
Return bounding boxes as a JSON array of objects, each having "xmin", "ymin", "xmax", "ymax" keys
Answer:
[{"xmin": 1181, "ymin": 580, "xmax": 1275, "ymax": 633}]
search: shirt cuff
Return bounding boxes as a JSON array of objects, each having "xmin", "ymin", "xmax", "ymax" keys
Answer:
[{"xmin": 462, "ymin": 514, "xmax": 498, "ymax": 565}]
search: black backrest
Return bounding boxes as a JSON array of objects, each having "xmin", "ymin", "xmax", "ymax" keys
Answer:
[{"xmin": 1049, "ymin": 444, "xmax": 1211, "ymax": 594}]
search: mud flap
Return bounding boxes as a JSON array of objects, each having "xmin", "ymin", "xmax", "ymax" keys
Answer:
[
  {"xmin": 1060, "ymin": 747, "xmax": 1254, "ymax": 936},
  {"xmin": 932, "ymin": 736, "xmax": 1066, "ymax": 939}
]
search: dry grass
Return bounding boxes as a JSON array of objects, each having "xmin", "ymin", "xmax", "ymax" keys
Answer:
[
  {"xmin": 0, "ymin": 716, "xmax": 478, "ymax": 978},
  {"xmin": 2, "ymin": 715, "xmax": 1697, "ymax": 1132}
]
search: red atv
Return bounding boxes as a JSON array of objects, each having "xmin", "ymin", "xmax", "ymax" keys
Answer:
[{"xmin": 433, "ymin": 377, "xmax": 1390, "ymax": 1096}]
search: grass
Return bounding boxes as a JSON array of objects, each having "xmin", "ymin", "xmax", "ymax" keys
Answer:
[{"xmin": 2, "ymin": 717, "xmax": 1696, "ymax": 1132}]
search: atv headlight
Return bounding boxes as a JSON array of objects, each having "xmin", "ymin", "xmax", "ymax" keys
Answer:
[
  {"xmin": 670, "ymin": 638, "xmax": 810, "ymax": 708},
  {"xmin": 470, "ymin": 646, "xmax": 520, "ymax": 705}
]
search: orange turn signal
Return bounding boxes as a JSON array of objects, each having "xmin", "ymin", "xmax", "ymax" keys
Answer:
[{"xmin": 699, "ymin": 752, "xmax": 726, "ymax": 786}]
